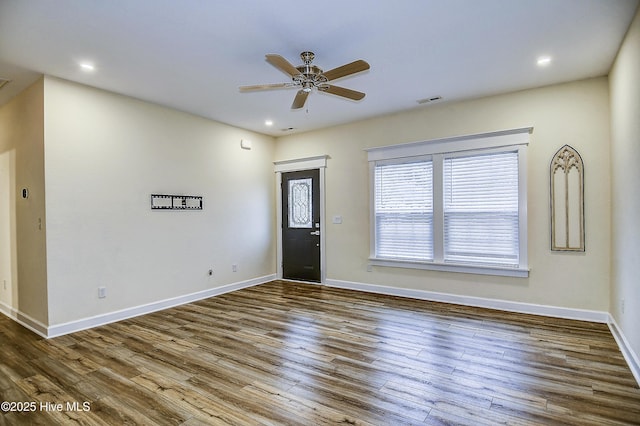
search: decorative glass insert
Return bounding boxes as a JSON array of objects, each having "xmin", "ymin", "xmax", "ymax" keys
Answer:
[{"xmin": 288, "ymin": 178, "xmax": 313, "ymax": 228}]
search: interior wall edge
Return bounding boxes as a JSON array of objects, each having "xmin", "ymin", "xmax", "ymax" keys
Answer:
[
  {"xmin": 324, "ymin": 278, "xmax": 610, "ymax": 323},
  {"xmin": 326, "ymin": 277, "xmax": 639, "ymax": 386},
  {"xmin": 45, "ymin": 274, "xmax": 276, "ymax": 339},
  {"xmin": 608, "ymin": 314, "xmax": 640, "ymax": 386},
  {"xmin": 46, "ymin": 274, "xmax": 276, "ymax": 338},
  {"xmin": 0, "ymin": 299, "xmax": 48, "ymax": 338}
]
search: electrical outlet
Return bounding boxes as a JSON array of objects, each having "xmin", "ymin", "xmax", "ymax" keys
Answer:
[
  {"xmin": 232, "ymin": 264, "xmax": 238, "ymax": 272},
  {"xmin": 3, "ymin": 280, "xmax": 6, "ymax": 290},
  {"xmin": 621, "ymin": 299, "xmax": 625, "ymax": 314},
  {"xmin": 98, "ymin": 287, "xmax": 106, "ymax": 299}
]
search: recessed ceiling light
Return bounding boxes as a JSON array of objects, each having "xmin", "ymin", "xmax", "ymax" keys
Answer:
[
  {"xmin": 265, "ymin": 120, "xmax": 273, "ymax": 126},
  {"xmin": 537, "ymin": 56, "xmax": 552, "ymax": 67},
  {"xmin": 79, "ymin": 62, "xmax": 95, "ymax": 72}
]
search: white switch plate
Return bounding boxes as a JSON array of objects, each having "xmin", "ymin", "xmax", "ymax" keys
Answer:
[{"xmin": 332, "ymin": 215, "xmax": 343, "ymax": 224}]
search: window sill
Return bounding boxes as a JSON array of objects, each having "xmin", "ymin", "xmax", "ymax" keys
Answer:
[{"xmin": 368, "ymin": 258, "xmax": 529, "ymax": 278}]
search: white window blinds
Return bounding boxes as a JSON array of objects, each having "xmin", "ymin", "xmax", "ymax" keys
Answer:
[
  {"xmin": 367, "ymin": 127, "xmax": 530, "ymax": 277},
  {"xmin": 443, "ymin": 151, "xmax": 519, "ymax": 267},
  {"xmin": 374, "ymin": 160, "xmax": 433, "ymax": 261}
]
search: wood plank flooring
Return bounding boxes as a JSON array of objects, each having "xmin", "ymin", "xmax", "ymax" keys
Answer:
[{"xmin": 1, "ymin": 280, "xmax": 639, "ymax": 425}]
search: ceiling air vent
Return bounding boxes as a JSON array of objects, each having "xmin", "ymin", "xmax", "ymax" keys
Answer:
[
  {"xmin": 417, "ymin": 96, "xmax": 442, "ymax": 105},
  {"xmin": 0, "ymin": 78, "xmax": 11, "ymax": 91}
]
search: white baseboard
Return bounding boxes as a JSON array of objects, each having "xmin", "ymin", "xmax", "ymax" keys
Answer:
[
  {"xmin": 4, "ymin": 275, "xmax": 637, "ymax": 387},
  {"xmin": 608, "ymin": 315, "xmax": 640, "ymax": 386},
  {"xmin": 325, "ymin": 278, "xmax": 610, "ymax": 323},
  {"xmin": 46, "ymin": 274, "xmax": 276, "ymax": 338},
  {"xmin": 325, "ymin": 278, "xmax": 640, "ymax": 386},
  {"xmin": 0, "ymin": 299, "xmax": 49, "ymax": 338}
]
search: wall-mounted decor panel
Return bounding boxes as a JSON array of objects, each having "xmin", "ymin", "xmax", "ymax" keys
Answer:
[
  {"xmin": 550, "ymin": 145, "xmax": 584, "ymax": 251},
  {"xmin": 151, "ymin": 194, "xmax": 203, "ymax": 210}
]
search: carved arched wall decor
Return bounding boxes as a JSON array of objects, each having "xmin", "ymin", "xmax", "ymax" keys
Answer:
[{"xmin": 550, "ymin": 145, "xmax": 585, "ymax": 251}]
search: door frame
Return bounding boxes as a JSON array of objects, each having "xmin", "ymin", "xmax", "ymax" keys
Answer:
[{"xmin": 274, "ymin": 155, "xmax": 327, "ymax": 284}]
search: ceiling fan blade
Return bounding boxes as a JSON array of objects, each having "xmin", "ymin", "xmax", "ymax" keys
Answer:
[
  {"xmin": 322, "ymin": 60, "xmax": 370, "ymax": 81},
  {"xmin": 239, "ymin": 83, "xmax": 293, "ymax": 92},
  {"xmin": 319, "ymin": 84, "xmax": 366, "ymax": 101},
  {"xmin": 266, "ymin": 54, "xmax": 302, "ymax": 77},
  {"xmin": 291, "ymin": 90, "xmax": 310, "ymax": 109}
]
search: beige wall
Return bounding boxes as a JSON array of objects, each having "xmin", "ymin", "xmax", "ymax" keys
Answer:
[
  {"xmin": 609, "ymin": 6, "xmax": 640, "ymax": 361},
  {"xmin": 276, "ymin": 77, "xmax": 611, "ymax": 311},
  {"xmin": 0, "ymin": 78, "xmax": 48, "ymax": 324},
  {"xmin": 43, "ymin": 77, "xmax": 277, "ymax": 325},
  {"xmin": 0, "ymin": 59, "xmax": 625, "ymax": 344}
]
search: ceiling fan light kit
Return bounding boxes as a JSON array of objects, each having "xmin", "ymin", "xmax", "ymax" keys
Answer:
[{"xmin": 240, "ymin": 51, "xmax": 370, "ymax": 110}]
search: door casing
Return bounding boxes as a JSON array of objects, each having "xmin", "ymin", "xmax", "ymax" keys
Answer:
[{"xmin": 274, "ymin": 155, "xmax": 327, "ymax": 284}]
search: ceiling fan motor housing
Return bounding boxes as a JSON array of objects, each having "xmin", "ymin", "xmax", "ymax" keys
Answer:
[{"xmin": 294, "ymin": 52, "xmax": 329, "ymax": 90}]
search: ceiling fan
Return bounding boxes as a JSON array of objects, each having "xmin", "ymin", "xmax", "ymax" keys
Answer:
[{"xmin": 239, "ymin": 51, "xmax": 370, "ymax": 109}]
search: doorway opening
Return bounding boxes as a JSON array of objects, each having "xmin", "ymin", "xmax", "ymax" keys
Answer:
[{"xmin": 274, "ymin": 156, "xmax": 327, "ymax": 284}]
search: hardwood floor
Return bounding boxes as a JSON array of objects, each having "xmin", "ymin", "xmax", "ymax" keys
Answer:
[{"xmin": 1, "ymin": 280, "xmax": 639, "ymax": 425}]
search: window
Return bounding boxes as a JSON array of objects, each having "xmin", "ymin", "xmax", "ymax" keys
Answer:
[
  {"xmin": 375, "ymin": 159, "xmax": 433, "ymax": 261},
  {"xmin": 367, "ymin": 128, "xmax": 530, "ymax": 277},
  {"xmin": 443, "ymin": 151, "xmax": 520, "ymax": 267}
]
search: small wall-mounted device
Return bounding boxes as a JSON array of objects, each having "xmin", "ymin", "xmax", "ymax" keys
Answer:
[
  {"xmin": 240, "ymin": 139, "xmax": 252, "ymax": 150},
  {"xmin": 21, "ymin": 188, "xmax": 29, "ymax": 199}
]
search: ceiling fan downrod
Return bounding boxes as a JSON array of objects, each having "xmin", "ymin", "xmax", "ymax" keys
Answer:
[{"xmin": 300, "ymin": 51, "xmax": 315, "ymax": 64}]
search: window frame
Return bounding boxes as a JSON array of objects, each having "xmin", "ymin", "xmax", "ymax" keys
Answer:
[{"xmin": 367, "ymin": 128, "xmax": 531, "ymax": 278}]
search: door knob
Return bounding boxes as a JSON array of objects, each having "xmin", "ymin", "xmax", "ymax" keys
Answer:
[{"xmin": 310, "ymin": 230, "xmax": 320, "ymax": 236}]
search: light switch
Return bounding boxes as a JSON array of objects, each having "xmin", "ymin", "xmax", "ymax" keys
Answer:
[{"xmin": 332, "ymin": 215, "xmax": 343, "ymax": 224}]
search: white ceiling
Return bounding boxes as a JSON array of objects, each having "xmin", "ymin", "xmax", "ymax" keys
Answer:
[{"xmin": 0, "ymin": 0, "xmax": 637, "ymax": 136}]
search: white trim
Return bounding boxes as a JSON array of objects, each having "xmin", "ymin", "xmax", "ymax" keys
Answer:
[
  {"xmin": 274, "ymin": 155, "xmax": 328, "ymax": 173},
  {"xmin": 276, "ymin": 172, "xmax": 283, "ymax": 279},
  {"xmin": 368, "ymin": 258, "xmax": 529, "ymax": 278},
  {"xmin": 2, "ymin": 277, "xmax": 637, "ymax": 387},
  {"xmin": 608, "ymin": 315, "xmax": 640, "ymax": 386},
  {"xmin": 46, "ymin": 274, "xmax": 275, "ymax": 338},
  {"xmin": 432, "ymin": 154, "xmax": 445, "ymax": 263},
  {"xmin": 274, "ymin": 156, "xmax": 327, "ymax": 284},
  {"xmin": 368, "ymin": 161, "xmax": 376, "ymax": 261},
  {"xmin": 0, "ymin": 300, "xmax": 49, "ymax": 338},
  {"xmin": 327, "ymin": 278, "xmax": 640, "ymax": 384},
  {"xmin": 517, "ymin": 144, "xmax": 529, "ymax": 267},
  {"xmin": 280, "ymin": 278, "xmax": 323, "ymax": 286},
  {"xmin": 325, "ymin": 278, "xmax": 609, "ymax": 323},
  {"xmin": 365, "ymin": 127, "xmax": 533, "ymax": 162},
  {"xmin": 319, "ymin": 167, "xmax": 326, "ymax": 283}
]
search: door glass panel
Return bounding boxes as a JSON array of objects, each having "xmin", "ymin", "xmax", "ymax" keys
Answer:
[{"xmin": 288, "ymin": 178, "xmax": 313, "ymax": 228}]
